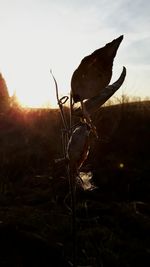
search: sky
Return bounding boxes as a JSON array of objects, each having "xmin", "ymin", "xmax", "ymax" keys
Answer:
[{"xmin": 0, "ymin": 0, "xmax": 149, "ymax": 107}]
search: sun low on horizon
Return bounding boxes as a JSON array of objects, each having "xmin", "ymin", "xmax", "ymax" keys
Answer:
[
  {"xmin": 3, "ymin": 67, "xmax": 70, "ymax": 109},
  {"xmin": 0, "ymin": 0, "xmax": 150, "ymax": 108}
]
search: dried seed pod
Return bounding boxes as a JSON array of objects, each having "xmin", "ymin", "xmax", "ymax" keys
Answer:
[
  {"xmin": 74, "ymin": 67, "xmax": 126, "ymax": 117},
  {"xmin": 67, "ymin": 123, "xmax": 91, "ymax": 171},
  {"xmin": 71, "ymin": 35, "xmax": 123, "ymax": 102}
]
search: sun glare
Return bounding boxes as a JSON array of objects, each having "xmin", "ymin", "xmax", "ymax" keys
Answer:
[
  {"xmin": 16, "ymin": 80, "xmax": 58, "ymax": 109},
  {"xmin": 3, "ymin": 65, "xmax": 70, "ymax": 109},
  {"xmin": 8, "ymin": 78, "xmax": 59, "ymax": 109}
]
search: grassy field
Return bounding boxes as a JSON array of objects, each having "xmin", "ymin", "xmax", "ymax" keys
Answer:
[{"xmin": 0, "ymin": 101, "xmax": 150, "ymax": 266}]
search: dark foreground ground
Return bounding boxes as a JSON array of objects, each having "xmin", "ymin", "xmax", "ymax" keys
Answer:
[{"xmin": 0, "ymin": 101, "xmax": 150, "ymax": 267}]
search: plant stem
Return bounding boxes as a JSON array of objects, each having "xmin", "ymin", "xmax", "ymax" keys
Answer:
[
  {"xmin": 51, "ymin": 70, "xmax": 77, "ymax": 266},
  {"xmin": 67, "ymin": 165, "xmax": 77, "ymax": 267},
  {"xmin": 69, "ymin": 93, "xmax": 77, "ymax": 267}
]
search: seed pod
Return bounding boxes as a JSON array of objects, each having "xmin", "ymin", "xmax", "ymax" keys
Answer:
[
  {"xmin": 67, "ymin": 123, "xmax": 91, "ymax": 171},
  {"xmin": 71, "ymin": 35, "xmax": 123, "ymax": 102}
]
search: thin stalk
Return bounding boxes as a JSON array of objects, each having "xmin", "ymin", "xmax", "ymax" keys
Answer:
[
  {"xmin": 61, "ymin": 130, "xmax": 66, "ymax": 158},
  {"xmin": 67, "ymin": 165, "xmax": 77, "ymax": 267},
  {"xmin": 50, "ymin": 70, "xmax": 69, "ymax": 141},
  {"xmin": 69, "ymin": 93, "xmax": 77, "ymax": 267},
  {"xmin": 50, "ymin": 70, "xmax": 77, "ymax": 266}
]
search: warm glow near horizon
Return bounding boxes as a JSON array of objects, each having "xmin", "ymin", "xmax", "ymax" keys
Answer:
[
  {"xmin": 4, "ymin": 68, "xmax": 64, "ymax": 109},
  {"xmin": 0, "ymin": 0, "xmax": 150, "ymax": 108}
]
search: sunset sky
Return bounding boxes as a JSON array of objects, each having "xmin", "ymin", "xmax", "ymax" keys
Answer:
[{"xmin": 0, "ymin": 0, "xmax": 149, "ymax": 107}]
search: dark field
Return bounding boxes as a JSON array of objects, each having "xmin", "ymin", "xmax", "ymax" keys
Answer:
[{"xmin": 0, "ymin": 101, "xmax": 150, "ymax": 267}]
